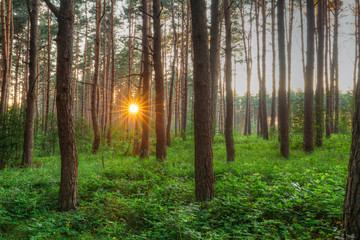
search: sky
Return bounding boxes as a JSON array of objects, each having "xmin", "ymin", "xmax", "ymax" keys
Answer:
[{"xmin": 233, "ymin": 0, "xmax": 356, "ymax": 96}]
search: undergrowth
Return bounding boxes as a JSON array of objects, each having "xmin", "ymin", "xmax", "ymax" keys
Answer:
[{"xmin": 0, "ymin": 134, "xmax": 350, "ymax": 239}]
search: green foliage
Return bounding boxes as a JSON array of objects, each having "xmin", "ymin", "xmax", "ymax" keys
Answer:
[
  {"xmin": 0, "ymin": 106, "xmax": 25, "ymax": 168},
  {"xmin": 0, "ymin": 134, "xmax": 350, "ymax": 239}
]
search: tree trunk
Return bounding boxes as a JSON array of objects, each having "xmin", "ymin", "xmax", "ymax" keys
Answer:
[
  {"xmin": 286, "ymin": 0, "xmax": 294, "ymax": 112},
  {"xmin": 190, "ymin": 0, "xmax": 214, "ymax": 201},
  {"xmin": 153, "ymin": 0, "xmax": 166, "ymax": 160},
  {"xmin": 315, "ymin": 0, "xmax": 325, "ymax": 147},
  {"xmin": 224, "ymin": 0, "xmax": 235, "ymax": 162},
  {"xmin": 277, "ymin": 0, "xmax": 289, "ymax": 158},
  {"xmin": 166, "ymin": 0, "xmax": 177, "ymax": 147},
  {"xmin": 210, "ymin": 0, "xmax": 220, "ymax": 139},
  {"xmin": 45, "ymin": 9, "xmax": 52, "ymax": 134},
  {"xmin": 91, "ymin": 0, "xmax": 102, "ymax": 154},
  {"xmin": 343, "ymin": 3, "xmax": 360, "ymax": 231},
  {"xmin": 270, "ymin": 0, "xmax": 276, "ymax": 129},
  {"xmin": 21, "ymin": 0, "xmax": 39, "ymax": 167},
  {"xmin": 0, "ymin": 0, "xmax": 9, "ymax": 113},
  {"xmin": 81, "ymin": 3, "xmax": 88, "ymax": 119},
  {"xmin": 261, "ymin": 0, "xmax": 268, "ymax": 139},
  {"xmin": 333, "ymin": 0, "xmax": 340, "ymax": 133},
  {"xmin": 13, "ymin": 38, "xmax": 22, "ymax": 106},
  {"xmin": 325, "ymin": 3, "xmax": 331, "ymax": 138},
  {"xmin": 44, "ymin": 0, "xmax": 79, "ymax": 211},
  {"xmin": 107, "ymin": 0, "xmax": 115, "ymax": 146},
  {"xmin": 303, "ymin": 0, "xmax": 315, "ymax": 153}
]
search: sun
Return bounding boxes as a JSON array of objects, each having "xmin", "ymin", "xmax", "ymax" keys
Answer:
[{"xmin": 129, "ymin": 104, "xmax": 139, "ymax": 114}]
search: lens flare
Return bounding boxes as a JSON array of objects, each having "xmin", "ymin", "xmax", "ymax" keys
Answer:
[{"xmin": 129, "ymin": 104, "xmax": 139, "ymax": 114}]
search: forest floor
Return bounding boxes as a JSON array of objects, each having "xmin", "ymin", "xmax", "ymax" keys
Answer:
[{"xmin": 0, "ymin": 133, "xmax": 350, "ymax": 239}]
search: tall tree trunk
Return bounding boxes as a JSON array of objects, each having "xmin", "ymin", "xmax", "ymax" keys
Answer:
[
  {"xmin": 240, "ymin": 2, "xmax": 253, "ymax": 135},
  {"xmin": 153, "ymin": 0, "xmax": 166, "ymax": 160},
  {"xmin": 333, "ymin": 0, "xmax": 340, "ymax": 133},
  {"xmin": 44, "ymin": 0, "xmax": 78, "ymax": 211},
  {"xmin": 210, "ymin": 0, "xmax": 220, "ymax": 139},
  {"xmin": 224, "ymin": 0, "xmax": 235, "ymax": 162},
  {"xmin": 81, "ymin": 3, "xmax": 88, "ymax": 119},
  {"xmin": 343, "ymin": 2, "xmax": 360, "ymax": 231},
  {"xmin": 139, "ymin": 0, "xmax": 150, "ymax": 158},
  {"xmin": 107, "ymin": 0, "xmax": 115, "ymax": 146},
  {"xmin": 286, "ymin": 0, "xmax": 294, "ymax": 112},
  {"xmin": 325, "ymin": 2, "xmax": 331, "ymax": 138},
  {"xmin": 270, "ymin": 0, "xmax": 276, "ymax": 129},
  {"xmin": 101, "ymin": 0, "xmax": 107, "ymax": 133},
  {"xmin": 315, "ymin": 0, "xmax": 325, "ymax": 147},
  {"xmin": 21, "ymin": 0, "xmax": 39, "ymax": 167},
  {"xmin": 91, "ymin": 0, "xmax": 102, "ymax": 154},
  {"xmin": 190, "ymin": 0, "xmax": 214, "ymax": 202},
  {"xmin": 277, "ymin": 0, "xmax": 289, "ymax": 157},
  {"xmin": 166, "ymin": 0, "xmax": 177, "ymax": 147},
  {"xmin": 181, "ymin": 0, "xmax": 190, "ymax": 139},
  {"xmin": 22, "ymin": 16, "xmax": 30, "ymax": 107},
  {"xmin": 255, "ymin": 0, "xmax": 262, "ymax": 136},
  {"xmin": 0, "ymin": 0, "xmax": 9, "ymax": 113},
  {"xmin": 303, "ymin": 0, "xmax": 315, "ymax": 153},
  {"xmin": 261, "ymin": 0, "xmax": 268, "ymax": 139},
  {"xmin": 45, "ymin": 9, "xmax": 52, "ymax": 134}
]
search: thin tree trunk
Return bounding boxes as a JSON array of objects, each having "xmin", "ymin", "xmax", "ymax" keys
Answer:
[
  {"xmin": 315, "ymin": 0, "xmax": 325, "ymax": 147},
  {"xmin": 303, "ymin": 0, "xmax": 315, "ymax": 152},
  {"xmin": 81, "ymin": 3, "xmax": 88, "ymax": 119},
  {"xmin": 286, "ymin": 0, "xmax": 294, "ymax": 111},
  {"xmin": 0, "ymin": 0, "xmax": 9, "ymax": 113},
  {"xmin": 224, "ymin": 0, "xmax": 235, "ymax": 162},
  {"xmin": 333, "ymin": 0, "xmax": 340, "ymax": 133},
  {"xmin": 91, "ymin": 0, "xmax": 102, "ymax": 154},
  {"xmin": 270, "ymin": 0, "xmax": 276, "ymax": 129},
  {"xmin": 166, "ymin": 0, "xmax": 177, "ymax": 146},
  {"xmin": 21, "ymin": 0, "xmax": 39, "ymax": 168},
  {"xmin": 261, "ymin": 0, "xmax": 268, "ymax": 139},
  {"xmin": 153, "ymin": 0, "xmax": 166, "ymax": 160},
  {"xmin": 277, "ymin": 0, "xmax": 289, "ymax": 157}
]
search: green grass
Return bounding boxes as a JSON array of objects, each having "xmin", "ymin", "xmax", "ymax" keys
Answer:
[{"xmin": 0, "ymin": 134, "xmax": 350, "ymax": 239}]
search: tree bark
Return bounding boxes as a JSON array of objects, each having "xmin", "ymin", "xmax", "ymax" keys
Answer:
[
  {"xmin": 315, "ymin": 0, "xmax": 325, "ymax": 147},
  {"xmin": 277, "ymin": 0, "xmax": 289, "ymax": 158},
  {"xmin": 261, "ymin": 0, "xmax": 268, "ymax": 139},
  {"xmin": 107, "ymin": 0, "xmax": 115, "ymax": 146},
  {"xmin": 0, "ymin": 0, "xmax": 9, "ymax": 113},
  {"xmin": 333, "ymin": 0, "xmax": 340, "ymax": 133},
  {"xmin": 44, "ymin": 0, "xmax": 79, "ymax": 211},
  {"xmin": 270, "ymin": 0, "xmax": 276, "ymax": 129},
  {"xmin": 343, "ymin": 2, "xmax": 360, "ymax": 231},
  {"xmin": 166, "ymin": 0, "xmax": 178, "ymax": 147},
  {"xmin": 224, "ymin": 0, "xmax": 235, "ymax": 162},
  {"xmin": 153, "ymin": 0, "xmax": 166, "ymax": 160},
  {"xmin": 21, "ymin": 0, "xmax": 39, "ymax": 167},
  {"xmin": 303, "ymin": 0, "xmax": 315, "ymax": 153},
  {"xmin": 190, "ymin": 0, "xmax": 214, "ymax": 201},
  {"xmin": 91, "ymin": 0, "xmax": 102, "ymax": 154}
]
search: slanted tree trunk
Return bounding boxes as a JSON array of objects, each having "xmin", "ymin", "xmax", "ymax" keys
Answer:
[
  {"xmin": 44, "ymin": 0, "xmax": 78, "ymax": 211},
  {"xmin": 303, "ymin": 0, "xmax": 315, "ymax": 153},
  {"xmin": 153, "ymin": 0, "xmax": 166, "ymax": 160},
  {"xmin": 21, "ymin": 0, "xmax": 39, "ymax": 167},
  {"xmin": 224, "ymin": 0, "xmax": 235, "ymax": 162},
  {"xmin": 315, "ymin": 0, "xmax": 325, "ymax": 147},
  {"xmin": 277, "ymin": 0, "xmax": 289, "ymax": 157},
  {"xmin": 91, "ymin": 0, "xmax": 102, "ymax": 154},
  {"xmin": 190, "ymin": 0, "xmax": 214, "ymax": 201}
]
